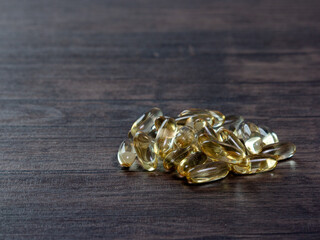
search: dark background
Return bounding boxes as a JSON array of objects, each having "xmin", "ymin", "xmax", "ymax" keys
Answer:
[{"xmin": 0, "ymin": 0, "xmax": 319, "ymax": 239}]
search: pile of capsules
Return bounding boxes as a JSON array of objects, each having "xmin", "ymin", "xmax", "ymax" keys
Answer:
[{"xmin": 117, "ymin": 108, "xmax": 296, "ymax": 184}]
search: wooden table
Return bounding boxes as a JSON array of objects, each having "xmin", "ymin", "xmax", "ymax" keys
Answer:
[{"xmin": 1, "ymin": 0, "xmax": 319, "ymax": 239}]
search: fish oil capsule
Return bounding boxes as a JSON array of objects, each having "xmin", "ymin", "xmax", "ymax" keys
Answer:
[
  {"xmin": 178, "ymin": 108, "xmax": 225, "ymax": 128},
  {"xmin": 117, "ymin": 138, "xmax": 137, "ymax": 167},
  {"xmin": 217, "ymin": 128, "xmax": 246, "ymax": 154},
  {"xmin": 222, "ymin": 115, "xmax": 244, "ymax": 133},
  {"xmin": 244, "ymin": 133, "xmax": 263, "ymax": 154},
  {"xmin": 175, "ymin": 114, "xmax": 215, "ymax": 127},
  {"xmin": 230, "ymin": 157, "xmax": 250, "ymax": 175},
  {"xmin": 163, "ymin": 147, "xmax": 193, "ymax": 171},
  {"xmin": 186, "ymin": 161, "xmax": 229, "ymax": 184},
  {"xmin": 261, "ymin": 142, "xmax": 296, "ymax": 160},
  {"xmin": 258, "ymin": 126, "xmax": 279, "ymax": 145},
  {"xmin": 133, "ymin": 131, "xmax": 157, "ymax": 171},
  {"xmin": 194, "ymin": 118, "xmax": 219, "ymax": 140},
  {"xmin": 237, "ymin": 122, "xmax": 263, "ymax": 154},
  {"xmin": 246, "ymin": 154, "xmax": 278, "ymax": 174},
  {"xmin": 130, "ymin": 107, "xmax": 163, "ymax": 137},
  {"xmin": 207, "ymin": 110, "xmax": 225, "ymax": 128},
  {"xmin": 155, "ymin": 117, "xmax": 177, "ymax": 158},
  {"xmin": 200, "ymin": 139, "xmax": 245, "ymax": 165},
  {"xmin": 237, "ymin": 122, "xmax": 260, "ymax": 140},
  {"xmin": 177, "ymin": 152, "xmax": 207, "ymax": 177},
  {"xmin": 233, "ymin": 154, "xmax": 278, "ymax": 175},
  {"xmin": 174, "ymin": 126, "xmax": 195, "ymax": 148}
]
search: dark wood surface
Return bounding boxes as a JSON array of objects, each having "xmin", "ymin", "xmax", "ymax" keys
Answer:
[{"xmin": 0, "ymin": 0, "xmax": 319, "ymax": 239}]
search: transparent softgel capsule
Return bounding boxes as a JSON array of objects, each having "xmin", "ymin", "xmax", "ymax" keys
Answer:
[
  {"xmin": 117, "ymin": 138, "xmax": 137, "ymax": 167},
  {"xmin": 178, "ymin": 108, "xmax": 225, "ymax": 128},
  {"xmin": 133, "ymin": 131, "xmax": 158, "ymax": 171},
  {"xmin": 222, "ymin": 115, "xmax": 244, "ymax": 134},
  {"xmin": 261, "ymin": 142, "xmax": 296, "ymax": 161},
  {"xmin": 237, "ymin": 122, "xmax": 263, "ymax": 154},
  {"xmin": 163, "ymin": 147, "xmax": 193, "ymax": 171},
  {"xmin": 194, "ymin": 118, "xmax": 219, "ymax": 140},
  {"xmin": 232, "ymin": 154, "xmax": 278, "ymax": 175},
  {"xmin": 174, "ymin": 126, "xmax": 195, "ymax": 148},
  {"xmin": 217, "ymin": 128, "xmax": 246, "ymax": 154},
  {"xmin": 186, "ymin": 161, "xmax": 229, "ymax": 184},
  {"xmin": 200, "ymin": 138, "xmax": 245, "ymax": 165},
  {"xmin": 258, "ymin": 126, "xmax": 279, "ymax": 145},
  {"xmin": 155, "ymin": 117, "xmax": 177, "ymax": 158},
  {"xmin": 130, "ymin": 107, "xmax": 163, "ymax": 137},
  {"xmin": 244, "ymin": 134, "xmax": 263, "ymax": 154},
  {"xmin": 177, "ymin": 152, "xmax": 207, "ymax": 177}
]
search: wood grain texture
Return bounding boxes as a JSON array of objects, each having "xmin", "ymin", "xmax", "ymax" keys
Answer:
[{"xmin": 0, "ymin": 0, "xmax": 319, "ymax": 239}]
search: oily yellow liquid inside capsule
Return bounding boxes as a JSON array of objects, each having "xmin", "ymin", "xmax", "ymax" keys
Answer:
[
  {"xmin": 232, "ymin": 154, "xmax": 278, "ymax": 175},
  {"xmin": 178, "ymin": 108, "xmax": 225, "ymax": 128},
  {"xmin": 258, "ymin": 126, "xmax": 279, "ymax": 145},
  {"xmin": 163, "ymin": 147, "xmax": 193, "ymax": 171},
  {"xmin": 155, "ymin": 118, "xmax": 177, "ymax": 158},
  {"xmin": 186, "ymin": 161, "xmax": 229, "ymax": 184},
  {"xmin": 222, "ymin": 115, "xmax": 244, "ymax": 133},
  {"xmin": 194, "ymin": 118, "xmax": 219, "ymax": 140},
  {"xmin": 236, "ymin": 122, "xmax": 264, "ymax": 154},
  {"xmin": 244, "ymin": 134, "xmax": 263, "ymax": 155},
  {"xmin": 237, "ymin": 122, "xmax": 260, "ymax": 140},
  {"xmin": 117, "ymin": 138, "xmax": 137, "ymax": 167},
  {"xmin": 199, "ymin": 138, "xmax": 245, "ymax": 165},
  {"xmin": 133, "ymin": 131, "xmax": 158, "ymax": 171},
  {"xmin": 261, "ymin": 142, "xmax": 296, "ymax": 161},
  {"xmin": 230, "ymin": 157, "xmax": 250, "ymax": 175},
  {"xmin": 176, "ymin": 114, "xmax": 215, "ymax": 127},
  {"xmin": 131, "ymin": 107, "xmax": 163, "ymax": 137},
  {"xmin": 218, "ymin": 128, "xmax": 246, "ymax": 154},
  {"xmin": 177, "ymin": 152, "xmax": 207, "ymax": 177},
  {"xmin": 174, "ymin": 126, "xmax": 195, "ymax": 148}
]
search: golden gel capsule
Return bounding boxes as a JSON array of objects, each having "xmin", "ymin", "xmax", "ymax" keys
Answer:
[
  {"xmin": 222, "ymin": 115, "xmax": 244, "ymax": 133},
  {"xmin": 261, "ymin": 142, "xmax": 296, "ymax": 161},
  {"xmin": 194, "ymin": 118, "xmax": 219, "ymax": 140},
  {"xmin": 233, "ymin": 154, "xmax": 278, "ymax": 175},
  {"xmin": 130, "ymin": 107, "xmax": 163, "ymax": 137},
  {"xmin": 163, "ymin": 147, "xmax": 193, "ymax": 171},
  {"xmin": 208, "ymin": 110, "xmax": 225, "ymax": 128},
  {"xmin": 217, "ymin": 128, "xmax": 246, "ymax": 154},
  {"xmin": 177, "ymin": 152, "xmax": 207, "ymax": 177},
  {"xmin": 246, "ymin": 154, "xmax": 278, "ymax": 174},
  {"xmin": 186, "ymin": 161, "xmax": 229, "ymax": 184},
  {"xmin": 178, "ymin": 108, "xmax": 225, "ymax": 128},
  {"xmin": 133, "ymin": 131, "xmax": 157, "ymax": 171},
  {"xmin": 244, "ymin": 134, "xmax": 263, "ymax": 155},
  {"xmin": 258, "ymin": 126, "xmax": 279, "ymax": 145},
  {"xmin": 174, "ymin": 126, "xmax": 195, "ymax": 148},
  {"xmin": 237, "ymin": 122, "xmax": 263, "ymax": 154},
  {"xmin": 175, "ymin": 114, "xmax": 215, "ymax": 127},
  {"xmin": 155, "ymin": 118, "xmax": 177, "ymax": 158},
  {"xmin": 117, "ymin": 138, "xmax": 137, "ymax": 167},
  {"xmin": 200, "ymin": 139, "xmax": 245, "ymax": 165},
  {"xmin": 237, "ymin": 122, "xmax": 260, "ymax": 140},
  {"xmin": 230, "ymin": 157, "xmax": 250, "ymax": 175}
]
